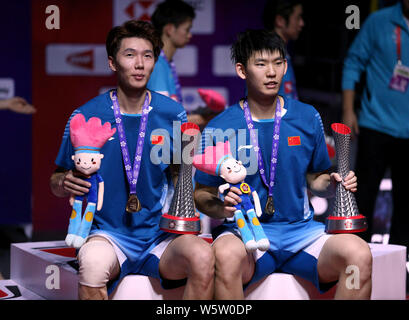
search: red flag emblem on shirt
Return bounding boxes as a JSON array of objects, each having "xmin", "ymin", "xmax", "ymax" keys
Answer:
[
  {"xmin": 284, "ymin": 81, "xmax": 293, "ymax": 94},
  {"xmin": 151, "ymin": 135, "xmax": 164, "ymax": 145},
  {"xmin": 288, "ymin": 136, "xmax": 301, "ymax": 146}
]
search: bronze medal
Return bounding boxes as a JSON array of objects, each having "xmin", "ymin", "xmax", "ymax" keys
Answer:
[
  {"xmin": 126, "ymin": 194, "xmax": 141, "ymax": 213},
  {"xmin": 265, "ymin": 196, "xmax": 275, "ymax": 215}
]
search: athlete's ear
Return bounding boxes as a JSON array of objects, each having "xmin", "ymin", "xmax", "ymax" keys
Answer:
[
  {"xmin": 283, "ymin": 58, "xmax": 288, "ymax": 76},
  {"xmin": 163, "ymin": 23, "xmax": 175, "ymax": 38},
  {"xmin": 236, "ymin": 63, "xmax": 247, "ymax": 80},
  {"xmin": 108, "ymin": 56, "xmax": 117, "ymax": 72},
  {"xmin": 275, "ymin": 14, "xmax": 287, "ymax": 29}
]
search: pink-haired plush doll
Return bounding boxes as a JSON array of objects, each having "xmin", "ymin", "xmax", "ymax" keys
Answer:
[
  {"xmin": 66, "ymin": 114, "xmax": 116, "ymax": 249},
  {"xmin": 193, "ymin": 140, "xmax": 270, "ymax": 252}
]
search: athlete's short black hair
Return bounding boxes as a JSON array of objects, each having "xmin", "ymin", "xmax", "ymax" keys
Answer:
[
  {"xmin": 106, "ymin": 20, "xmax": 162, "ymax": 62},
  {"xmin": 231, "ymin": 29, "xmax": 287, "ymax": 67},
  {"xmin": 151, "ymin": 0, "xmax": 196, "ymax": 36},
  {"xmin": 262, "ymin": 0, "xmax": 303, "ymax": 30}
]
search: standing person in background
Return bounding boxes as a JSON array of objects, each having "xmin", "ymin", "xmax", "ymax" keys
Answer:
[
  {"xmin": 342, "ymin": 0, "xmax": 409, "ymax": 258},
  {"xmin": 263, "ymin": 0, "xmax": 304, "ymax": 100},
  {"xmin": 0, "ymin": 95, "xmax": 35, "ymax": 280},
  {"xmin": 148, "ymin": 0, "xmax": 205, "ymax": 126},
  {"xmin": 0, "ymin": 97, "xmax": 36, "ymax": 114}
]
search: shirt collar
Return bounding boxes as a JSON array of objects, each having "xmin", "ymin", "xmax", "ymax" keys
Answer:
[{"xmin": 391, "ymin": 2, "xmax": 409, "ymax": 32}]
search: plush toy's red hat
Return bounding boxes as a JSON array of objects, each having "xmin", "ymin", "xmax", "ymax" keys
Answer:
[
  {"xmin": 193, "ymin": 140, "xmax": 234, "ymax": 176},
  {"xmin": 197, "ymin": 89, "xmax": 226, "ymax": 112},
  {"xmin": 70, "ymin": 113, "xmax": 116, "ymax": 154}
]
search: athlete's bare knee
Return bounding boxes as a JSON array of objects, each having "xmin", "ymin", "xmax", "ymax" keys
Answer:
[
  {"xmin": 78, "ymin": 283, "xmax": 109, "ymax": 300},
  {"xmin": 213, "ymin": 236, "xmax": 247, "ymax": 281}
]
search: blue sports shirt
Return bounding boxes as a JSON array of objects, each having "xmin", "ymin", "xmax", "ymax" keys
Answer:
[
  {"xmin": 195, "ymin": 96, "xmax": 331, "ymax": 224},
  {"xmin": 55, "ymin": 90, "xmax": 187, "ymax": 282}
]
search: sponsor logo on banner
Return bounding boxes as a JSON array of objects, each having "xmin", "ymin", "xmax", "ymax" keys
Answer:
[
  {"xmin": 0, "ymin": 285, "xmax": 22, "ymax": 300},
  {"xmin": 172, "ymin": 46, "xmax": 198, "ymax": 76},
  {"xmin": 186, "ymin": 0, "xmax": 214, "ymax": 34},
  {"xmin": 181, "ymin": 87, "xmax": 228, "ymax": 113},
  {"xmin": 0, "ymin": 78, "xmax": 14, "ymax": 99},
  {"xmin": 212, "ymin": 46, "xmax": 236, "ymax": 76},
  {"xmin": 46, "ymin": 44, "xmax": 112, "ymax": 75},
  {"xmin": 113, "ymin": 0, "xmax": 157, "ymax": 25},
  {"xmin": 66, "ymin": 50, "xmax": 94, "ymax": 70},
  {"xmin": 113, "ymin": 0, "xmax": 214, "ymax": 34}
]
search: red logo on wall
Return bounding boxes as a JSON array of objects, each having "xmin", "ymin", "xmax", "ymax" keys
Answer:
[
  {"xmin": 125, "ymin": 0, "xmax": 155, "ymax": 21},
  {"xmin": 66, "ymin": 50, "xmax": 94, "ymax": 70}
]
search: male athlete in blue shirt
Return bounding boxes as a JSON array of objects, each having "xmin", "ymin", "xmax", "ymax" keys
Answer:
[
  {"xmin": 50, "ymin": 20, "xmax": 214, "ymax": 300},
  {"xmin": 194, "ymin": 29, "xmax": 372, "ymax": 299}
]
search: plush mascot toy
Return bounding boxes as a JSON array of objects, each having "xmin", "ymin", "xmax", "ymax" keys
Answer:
[
  {"xmin": 65, "ymin": 113, "xmax": 116, "ymax": 249},
  {"xmin": 193, "ymin": 141, "xmax": 270, "ymax": 252}
]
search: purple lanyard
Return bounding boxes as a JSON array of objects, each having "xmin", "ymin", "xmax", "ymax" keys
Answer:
[
  {"xmin": 111, "ymin": 89, "xmax": 150, "ymax": 195},
  {"xmin": 160, "ymin": 50, "xmax": 183, "ymax": 103},
  {"xmin": 243, "ymin": 98, "xmax": 282, "ymax": 197}
]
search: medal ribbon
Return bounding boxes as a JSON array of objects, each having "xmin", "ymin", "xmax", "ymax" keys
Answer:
[
  {"xmin": 396, "ymin": 26, "xmax": 402, "ymax": 63},
  {"xmin": 243, "ymin": 98, "xmax": 282, "ymax": 197},
  {"xmin": 111, "ymin": 89, "xmax": 150, "ymax": 195},
  {"xmin": 160, "ymin": 50, "xmax": 183, "ymax": 103}
]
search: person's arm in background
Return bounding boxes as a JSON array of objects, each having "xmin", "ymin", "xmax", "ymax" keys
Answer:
[
  {"xmin": 342, "ymin": 89, "xmax": 358, "ymax": 135},
  {"xmin": 341, "ymin": 14, "xmax": 375, "ymax": 137},
  {"xmin": 0, "ymin": 97, "xmax": 36, "ymax": 114}
]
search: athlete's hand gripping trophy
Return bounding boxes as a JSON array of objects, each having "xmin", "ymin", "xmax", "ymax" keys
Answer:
[
  {"xmin": 159, "ymin": 122, "xmax": 201, "ymax": 234},
  {"xmin": 325, "ymin": 123, "xmax": 367, "ymax": 233}
]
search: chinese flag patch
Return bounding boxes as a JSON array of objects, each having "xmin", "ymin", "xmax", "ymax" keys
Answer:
[
  {"xmin": 288, "ymin": 136, "xmax": 301, "ymax": 146},
  {"xmin": 284, "ymin": 81, "xmax": 293, "ymax": 94},
  {"xmin": 151, "ymin": 135, "xmax": 164, "ymax": 145}
]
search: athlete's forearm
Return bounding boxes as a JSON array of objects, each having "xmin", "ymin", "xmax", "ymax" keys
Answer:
[
  {"xmin": 50, "ymin": 171, "xmax": 70, "ymax": 198},
  {"xmin": 342, "ymin": 89, "xmax": 355, "ymax": 114},
  {"xmin": 194, "ymin": 183, "xmax": 226, "ymax": 219},
  {"xmin": 307, "ymin": 172, "xmax": 336, "ymax": 198}
]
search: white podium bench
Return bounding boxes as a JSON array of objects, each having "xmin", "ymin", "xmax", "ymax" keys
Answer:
[{"xmin": 5, "ymin": 240, "xmax": 405, "ymax": 300}]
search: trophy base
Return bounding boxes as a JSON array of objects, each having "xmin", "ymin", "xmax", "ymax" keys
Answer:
[
  {"xmin": 159, "ymin": 214, "xmax": 201, "ymax": 234},
  {"xmin": 325, "ymin": 214, "xmax": 367, "ymax": 234}
]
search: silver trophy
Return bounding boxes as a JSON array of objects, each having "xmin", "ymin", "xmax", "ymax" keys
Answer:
[
  {"xmin": 159, "ymin": 122, "xmax": 201, "ymax": 234},
  {"xmin": 325, "ymin": 123, "xmax": 367, "ymax": 234}
]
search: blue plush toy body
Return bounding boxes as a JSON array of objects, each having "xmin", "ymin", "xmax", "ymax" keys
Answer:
[
  {"xmin": 65, "ymin": 114, "xmax": 116, "ymax": 249},
  {"xmin": 67, "ymin": 172, "xmax": 104, "ymax": 248},
  {"xmin": 219, "ymin": 177, "xmax": 269, "ymax": 252},
  {"xmin": 193, "ymin": 140, "xmax": 270, "ymax": 252}
]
